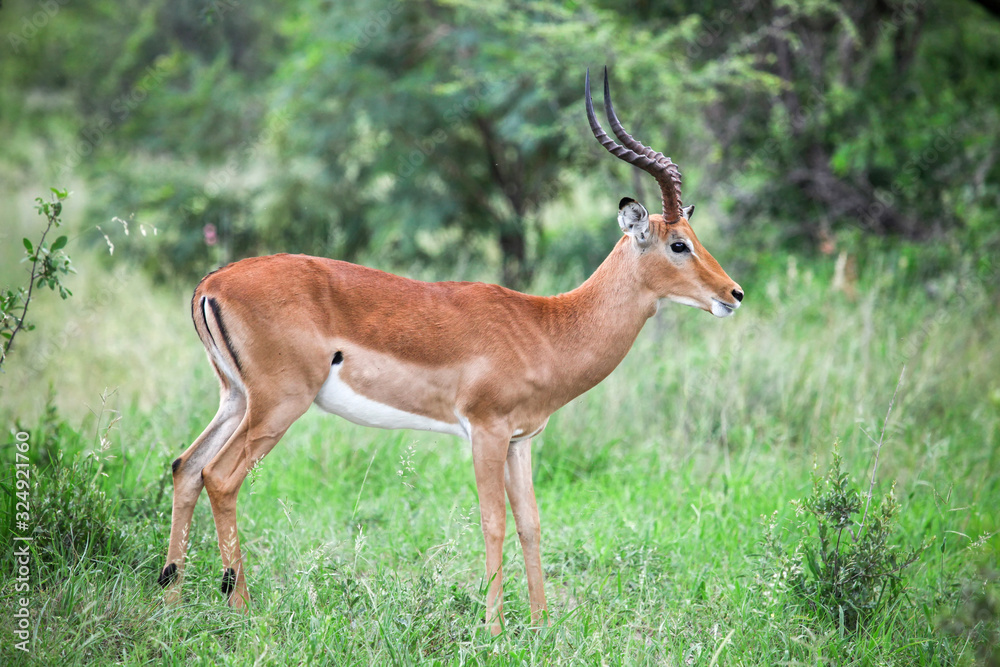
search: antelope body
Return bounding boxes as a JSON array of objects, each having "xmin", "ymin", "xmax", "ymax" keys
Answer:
[{"xmin": 159, "ymin": 69, "xmax": 743, "ymax": 634}]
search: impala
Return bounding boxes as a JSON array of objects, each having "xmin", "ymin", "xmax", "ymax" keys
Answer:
[{"xmin": 158, "ymin": 68, "xmax": 743, "ymax": 634}]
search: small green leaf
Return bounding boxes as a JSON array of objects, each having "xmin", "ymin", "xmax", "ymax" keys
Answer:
[
  {"xmin": 51, "ymin": 235, "xmax": 68, "ymax": 251},
  {"xmin": 22, "ymin": 238, "xmax": 33, "ymax": 253}
]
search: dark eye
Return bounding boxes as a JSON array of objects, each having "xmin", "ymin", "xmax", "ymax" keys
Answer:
[{"xmin": 670, "ymin": 242, "xmax": 689, "ymax": 254}]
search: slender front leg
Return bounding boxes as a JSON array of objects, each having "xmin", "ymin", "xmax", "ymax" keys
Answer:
[
  {"xmin": 471, "ymin": 430, "xmax": 510, "ymax": 635},
  {"xmin": 505, "ymin": 438, "xmax": 547, "ymax": 627}
]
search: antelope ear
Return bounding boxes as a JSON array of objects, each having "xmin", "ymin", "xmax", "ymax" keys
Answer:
[
  {"xmin": 618, "ymin": 197, "xmax": 651, "ymax": 246},
  {"xmin": 682, "ymin": 204, "xmax": 695, "ymax": 220}
]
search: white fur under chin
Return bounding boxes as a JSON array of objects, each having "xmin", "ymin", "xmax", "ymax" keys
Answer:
[
  {"xmin": 710, "ymin": 299, "xmax": 737, "ymax": 318},
  {"xmin": 667, "ymin": 295, "xmax": 703, "ymax": 310},
  {"xmin": 659, "ymin": 296, "xmax": 738, "ymax": 318}
]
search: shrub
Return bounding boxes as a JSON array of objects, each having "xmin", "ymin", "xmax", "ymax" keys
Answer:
[{"xmin": 758, "ymin": 448, "xmax": 926, "ymax": 632}]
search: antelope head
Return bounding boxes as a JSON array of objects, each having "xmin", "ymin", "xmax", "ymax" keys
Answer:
[{"xmin": 587, "ymin": 68, "xmax": 743, "ymax": 318}]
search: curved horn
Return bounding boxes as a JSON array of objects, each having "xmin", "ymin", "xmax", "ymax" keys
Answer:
[{"xmin": 585, "ymin": 67, "xmax": 684, "ymax": 222}]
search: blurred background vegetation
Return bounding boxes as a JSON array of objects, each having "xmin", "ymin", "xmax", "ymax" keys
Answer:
[
  {"xmin": 2, "ymin": 0, "xmax": 998, "ymax": 294},
  {"xmin": 1, "ymin": 2, "xmax": 999, "ymax": 662}
]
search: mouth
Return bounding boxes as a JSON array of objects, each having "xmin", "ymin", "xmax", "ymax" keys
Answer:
[{"xmin": 710, "ymin": 299, "xmax": 739, "ymax": 318}]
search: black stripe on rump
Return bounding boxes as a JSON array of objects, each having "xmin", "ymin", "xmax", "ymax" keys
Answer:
[{"xmin": 207, "ymin": 297, "xmax": 243, "ymax": 373}]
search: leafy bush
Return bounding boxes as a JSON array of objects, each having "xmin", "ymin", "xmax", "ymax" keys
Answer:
[{"xmin": 758, "ymin": 448, "xmax": 926, "ymax": 632}]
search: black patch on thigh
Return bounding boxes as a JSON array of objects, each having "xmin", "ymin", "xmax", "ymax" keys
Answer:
[
  {"xmin": 221, "ymin": 567, "xmax": 236, "ymax": 596},
  {"xmin": 332, "ymin": 350, "xmax": 343, "ymax": 365},
  {"xmin": 172, "ymin": 457, "xmax": 182, "ymax": 474},
  {"xmin": 158, "ymin": 562, "xmax": 178, "ymax": 587}
]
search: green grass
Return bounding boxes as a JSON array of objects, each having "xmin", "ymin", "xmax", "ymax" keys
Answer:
[{"xmin": 1, "ymin": 246, "xmax": 999, "ymax": 665}]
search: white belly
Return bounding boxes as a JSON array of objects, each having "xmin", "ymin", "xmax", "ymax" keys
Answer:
[{"xmin": 313, "ymin": 363, "xmax": 469, "ymax": 440}]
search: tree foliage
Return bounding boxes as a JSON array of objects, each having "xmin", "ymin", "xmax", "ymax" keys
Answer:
[
  {"xmin": 683, "ymin": 0, "xmax": 1000, "ymax": 248},
  {"xmin": 2, "ymin": 0, "xmax": 997, "ymax": 285},
  {"xmin": 271, "ymin": 0, "xmax": 721, "ymax": 286}
]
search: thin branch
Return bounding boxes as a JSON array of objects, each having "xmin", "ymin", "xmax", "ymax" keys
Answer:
[
  {"xmin": 1, "ymin": 207, "xmax": 57, "ymax": 366},
  {"xmin": 860, "ymin": 366, "xmax": 905, "ymax": 530}
]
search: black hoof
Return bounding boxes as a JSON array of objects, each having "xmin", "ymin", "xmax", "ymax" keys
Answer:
[
  {"xmin": 158, "ymin": 562, "xmax": 178, "ymax": 588},
  {"xmin": 221, "ymin": 567, "xmax": 236, "ymax": 596}
]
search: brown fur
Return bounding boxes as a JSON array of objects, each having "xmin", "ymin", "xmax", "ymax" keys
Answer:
[{"xmin": 161, "ymin": 212, "xmax": 741, "ymax": 633}]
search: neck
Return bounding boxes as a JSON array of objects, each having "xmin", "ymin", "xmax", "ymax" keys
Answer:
[{"xmin": 539, "ymin": 238, "xmax": 658, "ymax": 404}]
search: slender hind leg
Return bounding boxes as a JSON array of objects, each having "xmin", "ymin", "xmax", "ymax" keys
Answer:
[
  {"xmin": 201, "ymin": 392, "xmax": 316, "ymax": 609},
  {"xmin": 160, "ymin": 386, "xmax": 246, "ymax": 603}
]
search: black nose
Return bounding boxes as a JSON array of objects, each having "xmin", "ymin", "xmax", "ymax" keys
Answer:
[{"xmin": 731, "ymin": 288, "xmax": 744, "ymax": 302}]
